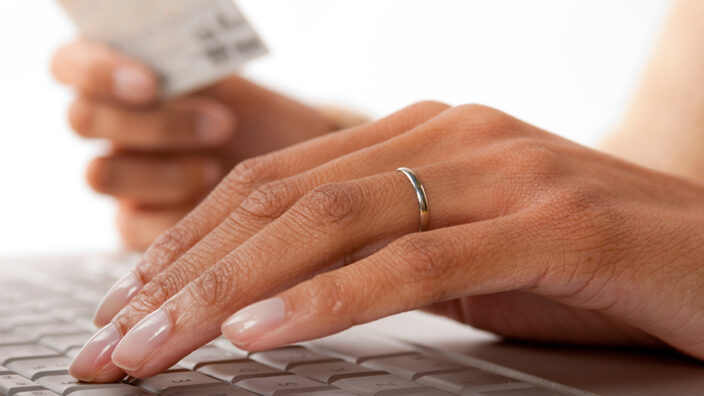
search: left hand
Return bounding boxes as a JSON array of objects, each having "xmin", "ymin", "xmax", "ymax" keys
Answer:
[
  {"xmin": 69, "ymin": 102, "xmax": 704, "ymax": 382},
  {"xmin": 52, "ymin": 40, "xmax": 344, "ymax": 250}
]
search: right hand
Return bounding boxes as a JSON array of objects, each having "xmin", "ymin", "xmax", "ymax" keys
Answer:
[{"xmin": 52, "ymin": 39, "xmax": 357, "ymax": 250}]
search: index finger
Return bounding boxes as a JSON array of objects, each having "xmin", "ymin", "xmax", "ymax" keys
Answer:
[{"xmin": 51, "ymin": 39, "xmax": 159, "ymax": 105}]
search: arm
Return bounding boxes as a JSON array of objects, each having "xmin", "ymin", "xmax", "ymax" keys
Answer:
[{"xmin": 600, "ymin": 0, "xmax": 704, "ymax": 184}]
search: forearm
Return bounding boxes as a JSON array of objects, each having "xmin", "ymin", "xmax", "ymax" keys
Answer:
[{"xmin": 600, "ymin": 0, "xmax": 704, "ymax": 183}]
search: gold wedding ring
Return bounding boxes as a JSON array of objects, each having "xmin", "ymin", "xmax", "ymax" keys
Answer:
[{"xmin": 396, "ymin": 167, "xmax": 429, "ymax": 232}]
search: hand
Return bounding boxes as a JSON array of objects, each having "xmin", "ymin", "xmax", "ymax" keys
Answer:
[
  {"xmin": 68, "ymin": 102, "xmax": 704, "ymax": 383},
  {"xmin": 52, "ymin": 40, "xmax": 346, "ymax": 250}
]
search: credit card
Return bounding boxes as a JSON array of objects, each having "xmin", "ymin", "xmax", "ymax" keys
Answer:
[{"xmin": 57, "ymin": 0, "xmax": 267, "ymax": 96}]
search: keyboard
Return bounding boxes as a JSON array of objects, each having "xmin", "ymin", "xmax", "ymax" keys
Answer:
[{"xmin": 0, "ymin": 255, "xmax": 591, "ymax": 396}]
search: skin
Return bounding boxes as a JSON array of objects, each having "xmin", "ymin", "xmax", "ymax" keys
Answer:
[
  {"xmin": 51, "ymin": 40, "xmax": 363, "ymax": 250},
  {"xmin": 68, "ymin": 101, "xmax": 704, "ymax": 382},
  {"xmin": 600, "ymin": 0, "xmax": 704, "ymax": 185},
  {"xmin": 61, "ymin": 0, "xmax": 704, "ymax": 384}
]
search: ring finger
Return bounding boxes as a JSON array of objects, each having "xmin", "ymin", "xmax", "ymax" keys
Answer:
[{"xmin": 111, "ymin": 157, "xmax": 525, "ymax": 378}]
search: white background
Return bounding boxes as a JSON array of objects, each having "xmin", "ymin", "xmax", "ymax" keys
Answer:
[{"xmin": 0, "ymin": 0, "xmax": 668, "ymax": 256}]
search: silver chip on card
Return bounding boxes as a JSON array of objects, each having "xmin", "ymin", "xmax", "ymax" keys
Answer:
[{"xmin": 57, "ymin": 0, "xmax": 267, "ymax": 96}]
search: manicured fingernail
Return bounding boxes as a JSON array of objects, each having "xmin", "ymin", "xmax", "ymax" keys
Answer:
[
  {"xmin": 221, "ymin": 297, "xmax": 286, "ymax": 345},
  {"xmin": 112, "ymin": 309, "xmax": 171, "ymax": 371},
  {"xmin": 195, "ymin": 110, "xmax": 231, "ymax": 145},
  {"xmin": 69, "ymin": 323, "xmax": 121, "ymax": 381},
  {"xmin": 113, "ymin": 66, "xmax": 156, "ymax": 104},
  {"xmin": 94, "ymin": 271, "xmax": 143, "ymax": 327}
]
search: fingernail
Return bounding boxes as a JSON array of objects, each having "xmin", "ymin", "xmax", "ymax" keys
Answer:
[
  {"xmin": 69, "ymin": 323, "xmax": 121, "ymax": 381},
  {"xmin": 112, "ymin": 308, "xmax": 171, "ymax": 372},
  {"xmin": 195, "ymin": 110, "xmax": 231, "ymax": 145},
  {"xmin": 113, "ymin": 66, "xmax": 156, "ymax": 104},
  {"xmin": 221, "ymin": 297, "xmax": 286, "ymax": 346},
  {"xmin": 94, "ymin": 271, "xmax": 144, "ymax": 327}
]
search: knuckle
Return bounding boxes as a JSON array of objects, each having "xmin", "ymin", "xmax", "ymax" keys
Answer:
[
  {"xmin": 229, "ymin": 156, "xmax": 277, "ymax": 189},
  {"xmin": 220, "ymin": 156, "xmax": 282, "ymax": 205},
  {"xmin": 406, "ymin": 100, "xmax": 451, "ymax": 115},
  {"xmin": 453, "ymin": 103, "xmax": 506, "ymax": 124},
  {"xmin": 112, "ymin": 307, "xmax": 146, "ymax": 336},
  {"xmin": 518, "ymin": 142, "xmax": 564, "ymax": 180},
  {"xmin": 433, "ymin": 104, "xmax": 517, "ymax": 142},
  {"xmin": 112, "ymin": 267, "xmax": 191, "ymax": 333},
  {"xmin": 186, "ymin": 267, "xmax": 235, "ymax": 306},
  {"xmin": 302, "ymin": 273, "xmax": 354, "ymax": 320},
  {"xmin": 294, "ymin": 182, "xmax": 364, "ymax": 227},
  {"xmin": 240, "ymin": 180, "xmax": 298, "ymax": 220},
  {"xmin": 137, "ymin": 269, "xmax": 188, "ymax": 309},
  {"xmin": 390, "ymin": 234, "xmax": 450, "ymax": 290},
  {"xmin": 494, "ymin": 140, "xmax": 565, "ymax": 186},
  {"xmin": 141, "ymin": 225, "xmax": 194, "ymax": 276}
]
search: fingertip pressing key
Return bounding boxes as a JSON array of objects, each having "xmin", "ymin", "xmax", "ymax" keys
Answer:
[{"xmin": 68, "ymin": 323, "xmax": 123, "ymax": 382}]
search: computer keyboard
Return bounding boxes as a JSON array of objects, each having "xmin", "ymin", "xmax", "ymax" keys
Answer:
[{"xmin": 0, "ymin": 255, "xmax": 589, "ymax": 396}]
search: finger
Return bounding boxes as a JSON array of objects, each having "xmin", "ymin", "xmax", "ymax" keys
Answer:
[
  {"xmin": 52, "ymin": 40, "xmax": 159, "ymax": 105},
  {"xmin": 98, "ymin": 101, "xmax": 513, "ymax": 377},
  {"xmin": 69, "ymin": 101, "xmax": 450, "ymax": 382},
  {"xmin": 222, "ymin": 216, "xmax": 543, "ymax": 351},
  {"xmin": 69, "ymin": 96, "xmax": 235, "ymax": 150},
  {"xmin": 116, "ymin": 204, "xmax": 193, "ymax": 253},
  {"xmin": 86, "ymin": 155, "xmax": 222, "ymax": 206},
  {"xmin": 106, "ymin": 101, "xmax": 449, "ymax": 309},
  {"xmin": 103, "ymin": 101, "xmax": 466, "ymax": 336},
  {"xmin": 108, "ymin": 155, "xmax": 524, "ymax": 377}
]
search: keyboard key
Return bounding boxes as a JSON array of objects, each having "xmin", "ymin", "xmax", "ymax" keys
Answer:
[
  {"xmin": 416, "ymin": 368, "xmax": 519, "ymax": 393},
  {"xmin": 463, "ymin": 383, "xmax": 568, "ymax": 395},
  {"xmin": 379, "ymin": 390, "xmax": 455, "ymax": 396},
  {"xmin": 5, "ymin": 314, "xmax": 61, "ymax": 329},
  {"xmin": 14, "ymin": 391, "xmax": 61, "ymax": 396},
  {"xmin": 235, "ymin": 374, "xmax": 334, "ymax": 395},
  {"xmin": 36, "ymin": 374, "xmax": 137, "ymax": 395},
  {"xmin": 69, "ymin": 388, "xmax": 152, "ymax": 396},
  {"xmin": 180, "ymin": 346, "xmax": 247, "ymax": 370},
  {"xmin": 166, "ymin": 385, "xmax": 257, "ymax": 396},
  {"xmin": 285, "ymin": 391, "xmax": 357, "ymax": 396},
  {"xmin": 40, "ymin": 333, "xmax": 92, "ymax": 353},
  {"xmin": 65, "ymin": 346, "xmax": 82, "ymax": 358},
  {"xmin": 51, "ymin": 307, "xmax": 95, "ymax": 322},
  {"xmin": 212, "ymin": 339, "xmax": 251, "ymax": 357},
  {"xmin": 363, "ymin": 353, "xmax": 466, "ymax": 380},
  {"xmin": 198, "ymin": 361, "xmax": 285, "ymax": 383},
  {"xmin": 0, "ymin": 307, "xmax": 30, "ymax": 317},
  {"xmin": 0, "ymin": 374, "xmax": 45, "ymax": 395},
  {"xmin": 251, "ymin": 346, "xmax": 339, "ymax": 370},
  {"xmin": 13, "ymin": 323, "xmax": 87, "ymax": 340},
  {"xmin": 332, "ymin": 374, "xmax": 435, "ymax": 395},
  {"xmin": 0, "ymin": 345, "xmax": 59, "ymax": 365},
  {"xmin": 291, "ymin": 361, "xmax": 386, "ymax": 383},
  {"xmin": 0, "ymin": 334, "xmax": 33, "ymax": 346},
  {"xmin": 7, "ymin": 356, "xmax": 72, "ymax": 380},
  {"xmin": 130, "ymin": 371, "xmax": 221, "ymax": 394},
  {"xmin": 0, "ymin": 365, "xmax": 11, "ymax": 374},
  {"xmin": 306, "ymin": 333, "xmax": 414, "ymax": 363}
]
